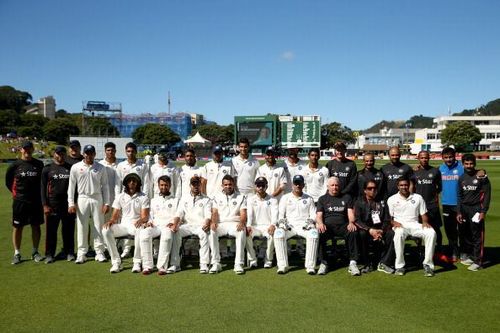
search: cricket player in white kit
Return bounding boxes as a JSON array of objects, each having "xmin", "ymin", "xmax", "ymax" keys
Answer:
[
  {"xmin": 275, "ymin": 175, "xmax": 319, "ymax": 274},
  {"xmin": 102, "ymin": 173, "xmax": 150, "ymax": 273},
  {"xmin": 149, "ymin": 150, "xmax": 181, "ymax": 199},
  {"xmin": 171, "ymin": 176, "xmax": 215, "ymax": 273},
  {"xmin": 140, "ymin": 175, "xmax": 180, "ymax": 275},
  {"xmin": 179, "ymin": 149, "xmax": 206, "ymax": 200},
  {"xmin": 67, "ymin": 145, "xmax": 110, "ymax": 264},
  {"xmin": 232, "ymin": 138, "xmax": 259, "ymax": 196},
  {"xmin": 303, "ymin": 148, "xmax": 329, "ymax": 203},
  {"xmin": 283, "ymin": 145, "xmax": 307, "ymax": 193},
  {"xmin": 99, "ymin": 142, "xmax": 120, "ymax": 206},
  {"xmin": 203, "ymin": 145, "xmax": 236, "ymax": 199},
  {"xmin": 387, "ymin": 176, "xmax": 437, "ymax": 277},
  {"xmin": 246, "ymin": 177, "xmax": 279, "ymax": 268},
  {"xmin": 210, "ymin": 175, "xmax": 248, "ymax": 274},
  {"xmin": 255, "ymin": 147, "xmax": 287, "ymax": 200}
]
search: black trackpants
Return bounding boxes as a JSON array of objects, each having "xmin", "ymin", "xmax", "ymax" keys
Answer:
[
  {"xmin": 45, "ymin": 210, "xmax": 76, "ymax": 257},
  {"xmin": 460, "ymin": 205, "xmax": 485, "ymax": 265},
  {"xmin": 427, "ymin": 207, "xmax": 443, "ymax": 249},
  {"xmin": 442, "ymin": 205, "xmax": 463, "ymax": 257},
  {"xmin": 319, "ymin": 222, "xmax": 359, "ymax": 265},
  {"xmin": 358, "ymin": 228, "xmax": 395, "ymax": 267}
]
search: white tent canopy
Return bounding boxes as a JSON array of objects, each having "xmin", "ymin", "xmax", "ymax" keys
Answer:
[{"xmin": 184, "ymin": 131, "xmax": 211, "ymax": 144}]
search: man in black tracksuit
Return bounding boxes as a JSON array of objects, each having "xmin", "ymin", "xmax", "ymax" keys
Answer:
[
  {"xmin": 326, "ymin": 141, "xmax": 358, "ymax": 197},
  {"xmin": 381, "ymin": 146, "xmax": 414, "ymax": 199},
  {"xmin": 41, "ymin": 146, "xmax": 76, "ymax": 263},
  {"xmin": 357, "ymin": 152, "xmax": 385, "ymax": 200},
  {"xmin": 413, "ymin": 151, "xmax": 444, "ymax": 258},
  {"xmin": 457, "ymin": 154, "xmax": 491, "ymax": 271},
  {"xmin": 354, "ymin": 180, "xmax": 395, "ymax": 274}
]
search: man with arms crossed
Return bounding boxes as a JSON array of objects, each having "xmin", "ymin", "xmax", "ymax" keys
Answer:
[
  {"xmin": 381, "ymin": 146, "xmax": 414, "ymax": 199},
  {"xmin": 326, "ymin": 141, "xmax": 357, "ymax": 197},
  {"xmin": 357, "ymin": 152, "xmax": 384, "ymax": 200},
  {"xmin": 303, "ymin": 148, "xmax": 329, "ymax": 203},
  {"xmin": 275, "ymin": 175, "xmax": 318, "ymax": 274},
  {"xmin": 67, "ymin": 144, "xmax": 110, "ymax": 264},
  {"xmin": 255, "ymin": 146, "xmax": 287, "ymax": 200},
  {"xmin": 316, "ymin": 177, "xmax": 361, "ymax": 276},
  {"xmin": 232, "ymin": 138, "xmax": 259, "ymax": 196},
  {"xmin": 102, "ymin": 173, "xmax": 149, "ymax": 273},
  {"xmin": 387, "ymin": 177, "xmax": 436, "ymax": 277}
]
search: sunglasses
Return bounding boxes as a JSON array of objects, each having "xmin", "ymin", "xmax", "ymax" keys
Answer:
[{"xmin": 365, "ymin": 187, "xmax": 377, "ymax": 190}]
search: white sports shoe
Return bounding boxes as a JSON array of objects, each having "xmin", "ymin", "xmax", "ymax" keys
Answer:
[
  {"xmin": 75, "ymin": 255, "xmax": 87, "ymax": 264},
  {"xmin": 110, "ymin": 263, "xmax": 121, "ymax": 273},
  {"xmin": 209, "ymin": 263, "xmax": 222, "ymax": 274},
  {"xmin": 277, "ymin": 266, "xmax": 288, "ymax": 274},
  {"xmin": 131, "ymin": 263, "xmax": 142, "ymax": 273},
  {"xmin": 120, "ymin": 248, "xmax": 131, "ymax": 259},
  {"xmin": 306, "ymin": 268, "xmax": 316, "ymax": 275},
  {"xmin": 317, "ymin": 263, "xmax": 328, "ymax": 275},
  {"xmin": 200, "ymin": 264, "xmax": 209, "ymax": 274},
  {"xmin": 248, "ymin": 260, "xmax": 258, "ymax": 268},
  {"xmin": 348, "ymin": 263, "xmax": 361, "ymax": 276},
  {"xmin": 167, "ymin": 265, "xmax": 181, "ymax": 274},
  {"xmin": 263, "ymin": 261, "xmax": 273, "ymax": 269},
  {"xmin": 234, "ymin": 264, "xmax": 245, "ymax": 275},
  {"xmin": 95, "ymin": 253, "xmax": 107, "ymax": 263}
]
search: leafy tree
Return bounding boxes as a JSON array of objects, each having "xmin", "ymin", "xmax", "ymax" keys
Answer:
[
  {"xmin": 441, "ymin": 121, "xmax": 482, "ymax": 152},
  {"xmin": 84, "ymin": 117, "xmax": 120, "ymax": 136},
  {"xmin": 132, "ymin": 123, "xmax": 181, "ymax": 146},
  {"xmin": 193, "ymin": 124, "xmax": 234, "ymax": 145},
  {"xmin": 454, "ymin": 98, "xmax": 500, "ymax": 116},
  {"xmin": 321, "ymin": 122, "xmax": 356, "ymax": 149},
  {"xmin": 407, "ymin": 115, "xmax": 433, "ymax": 128},
  {"xmin": 55, "ymin": 109, "xmax": 70, "ymax": 118},
  {"xmin": 42, "ymin": 118, "xmax": 80, "ymax": 144},
  {"xmin": 0, "ymin": 110, "xmax": 20, "ymax": 134},
  {"xmin": 0, "ymin": 86, "xmax": 32, "ymax": 113},
  {"xmin": 17, "ymin": 114, "xmax": 49, "ymax": 138}
]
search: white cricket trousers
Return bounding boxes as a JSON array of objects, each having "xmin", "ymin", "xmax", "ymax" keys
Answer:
[
  {"xmin": 171, "ymin": 224, "xmax": 216, "ymax": 266},
  {"xmin": 274, "ymin": 226, "xmax": 319, "ymax": 270},
  {"xmin": 246, "ymin": 225, "xmax": 274, "ymax": 264},
  {"xmin": 76, "ymin": 195, "xmax": 105, "ymax": 257},
  {"xmin": 213, "ymin": 222, "xmax": 246, "ymax": 267},
  {"xmin": 102, "ymin": 222, "xmax": 141, "ymax": 265},
  {"xmin": 140, "ymin": 226, "xmax": 179, "ymax": 270},
  {"xmin": 393, "ymin": 223, "xmax": 437, "ymax": 270}
]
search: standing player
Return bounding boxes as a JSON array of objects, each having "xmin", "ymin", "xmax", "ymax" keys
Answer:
[
  {"xmin": 41, "ymin": 146, "xmax": 75, "ymax": 263},
  {"xmin": 316, "ymin": 177, "xmax": 361, "ymax": 276},
  {"xmin": 439, "ymin": 147, "xmax": 464, "ymax": 262},
  {"xmin": 99, "ymin": 142, "xmax": 120, "ymax": 207},
  {"xmin": 66, "ymin": 140, "xmax": 83, "ymax": 165},
  {"xmin": 171, "ymin": 176, "xmax": 215, "ymax": 274},
  {"xmin": 67, "ymin": 144, "xmax": 110, "ymax": 264},
  {"xmin": 325, "ymin": 141, "xmax": 358, "ymax": 197},
  {"xmin": 140, "ymin": 175, "xmax": 180, "ymax": 275},
  {"xmin": 245, "ymin": 177, "xmax": 279, "ymax": 268},
  {"xmin": 413, "ymin": 151, "xmax": 444, "ymax": 261},
  {"xmin": 283, "ymin": 144, "xmax": 307, "ymax": 193},
  {"xmin": 255, "ymin": 146, "xmax": 287, "ymax": 200},
  {"xmin": 303, "ymin": 148, "xmax": 329, "ymax": 203},
  {"xmin": 6, "ymin": 141, "xmax": 45, "ymax": 264},
  {"xmin": 387, "ymin": 177, "xmax": 436, "ymax": 277},
  {"xmin": 179, "ymin": 149, "xmax": 206, "ymax": 199},
  {"xmin": 357, "ymin": 152, "xmax": 384, "ymax": 200},
  {"xmin": 275, "ymin": 175, "xmax": 318, "ymax": 274},
  {"xmin": 210, "ymin": 175, "xmax": 248, "ymax": 274},
  {"xmin": 354, "ymin": 180, "xmax": 395, "ymax": 274},
  {"xmin": 232, "ymin": 138, "xmax": 259, "ymax": 196},
  {"xmin": 150, "ymin": 149, "xmax": 181, "ymax": 199},
  {"xmin": 102, "ymin": 173, "xmax": 149, "ymax": 273},
  {"xmin": 457, "ymin": 154, "xmax": 491, "ymax": 271},
  {"xmin": 203, "ymin": 145, "xmax": 236, "ymax": 199},
  {"xmin": 381, "ymin": 146, "xmax": 414, "ymax": 199}
]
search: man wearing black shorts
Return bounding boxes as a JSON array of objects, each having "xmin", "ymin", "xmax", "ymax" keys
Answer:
[
  {"xmin": 41, "ymin": 146, "xmax": 76, "ymax": 263},
  {"xmin": 5, "ymin": 141, "xmax": 45, "ymax": 264}
]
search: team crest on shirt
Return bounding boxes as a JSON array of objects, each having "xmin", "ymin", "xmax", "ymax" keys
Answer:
[
  {"xmin": 428, "ymin": 173, "xmax": 433, "ymax": 178},
  {"xmin": 168, "ymin": 204, "xmax": 172, "ymax": 208},
  {"xmin": 199, "ymin": 203, "xmax": 204, "ymax": 207},
  {"xmin": 232, "ymin": 201, "xmax": 237, "ymax": 205},
  {"xmin": 341, "ymin": 201, "xmax": 345, "ymax": 205},
  {"xmin": 248, "ymin": 162, "xmax": 253, "ymax": 166},
  {"xmin": 267, "ymin": 201, "xmax": 271, "ymax": 206},
  {"xmin": 274, "ymin": 173, "xmax": 278, "ymax": 177},
  {"xmin": 92, "ymin": 168, "xmax": 98, "ymax": 173},
  {"xmin": 302, "ymin": 200, "xmax": 307, "ymax": 204},
  {"xmin": 223, "ymin": 170, "xmax": 227, "ymax": 174},
  {"xmin": 345, "ymin": 166, "xmax": 350, "ymax": 171},
  {"xmin": 453, "ymin": 169, "xmax": 458, "ymax": 174},
  {"xmin": 319, "ymin": 172, "xmax": 323, "ymax": 176},
  {"xmin": 411, "ymin": 200, "xmax": 415, "ymax": 204},
  {"xmin": 473, "ymin": 179, "xmax": 478, "ymax": 184},
  {"xmin": 398, "ymin": 169, "xmax": 403, "ymax": 173},
  {"xmin": 298, "ymin": 166, "xmax": 302, "ymax": 170},
  {"xmin": 136, "ymin": 167, "xmax": 140, "ymax": 172}
]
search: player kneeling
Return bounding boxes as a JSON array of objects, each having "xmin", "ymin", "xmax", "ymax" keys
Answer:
[
  {"xmin": 245, "ymin": 177, "xmax": 279, "ymax": 269},
  {"xmin": 210, "ymin": 175, "xmax": 248, "ymax": 274},
  {"xmin": 274, "ymin": 175, "xmax": 319, "ymax": 274},
  {"xmin": 102, "ymin": 173, "xmax": 149, "ymax": 273},
  {"xmin": 139, "ymin": 175, "xmax": 180, "ymax": 275}
]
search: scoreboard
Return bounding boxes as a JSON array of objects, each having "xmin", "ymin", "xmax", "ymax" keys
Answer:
[{"xmin": 279, "ymin": 115, "xmax": 321, "ymax": 148}]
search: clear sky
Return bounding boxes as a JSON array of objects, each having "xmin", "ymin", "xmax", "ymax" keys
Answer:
[{"xmin": 1, "ymin": 0, "xmax": 499, "ymax": 130}]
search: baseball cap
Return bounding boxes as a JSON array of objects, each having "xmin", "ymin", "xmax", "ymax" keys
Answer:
[
  {"xmin": 54, "ymin": 146, "xmax": 66, "ymax": 154},
  {"xmin": 292, "ymin": 175, "xmax": 305, "ymax": 185},
  {"xmin": 190, "ymin": 176, "xmax": 201, "ymax": 185},
  {"xmin": 69, "ymin": 140, "xmax": 81, "ymax": 148},
  {"xmin": 83, "ymin": 144, "xmax": 96, "ymax": 154},
  {"xmin": 21, "ymin": 141, "xmax": 33, "ymax": 149},
  {"xmin": 255, "ymin": 177, "xmax": 268, "ymax": 187},
  {"xmin": 213, "ymin": 145, "xmax": 223, "ymax": 154}
]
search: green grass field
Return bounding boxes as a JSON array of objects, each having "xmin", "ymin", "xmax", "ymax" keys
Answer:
[{"xmin": 0, "ymin": 160, "xmax": 499, "ymax": 332}]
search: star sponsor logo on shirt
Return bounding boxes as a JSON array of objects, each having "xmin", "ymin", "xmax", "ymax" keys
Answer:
[
  {"xmin": 20, "ymin": 171, "xmax": 26, "ymax": 177},
  {"xmin": 328, "ymin": 206, "xmax": 334, "ymax": 211}
]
